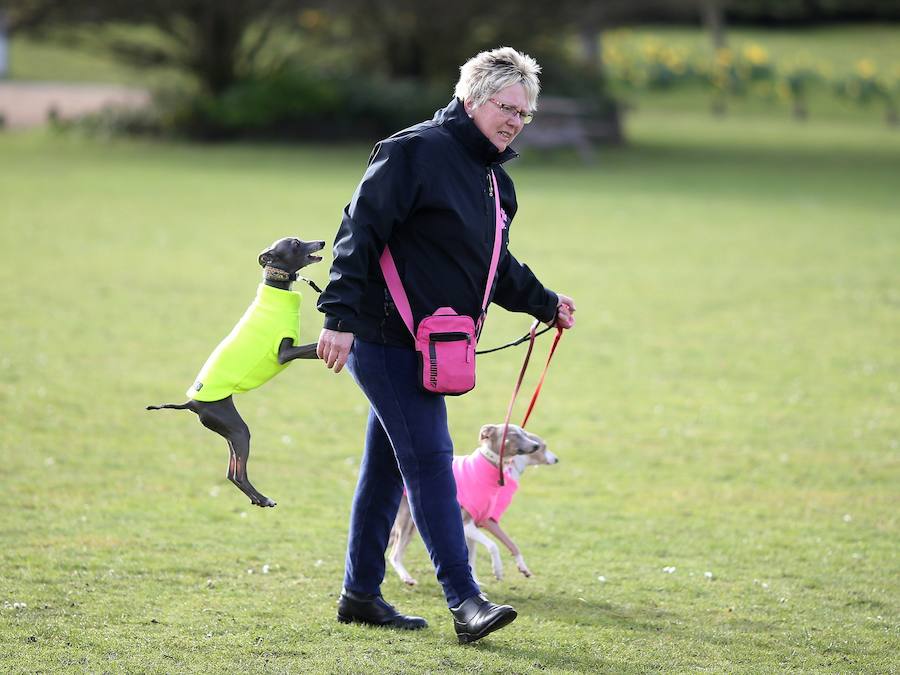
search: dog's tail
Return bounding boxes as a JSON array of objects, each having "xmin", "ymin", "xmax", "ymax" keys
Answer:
[{"xmin": 146, "ymin": 402, "xmax": 193, "ymax": 411}]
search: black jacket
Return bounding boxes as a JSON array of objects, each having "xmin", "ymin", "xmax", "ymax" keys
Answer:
[{"xmin": 318, "ymin": 98, "xmax": 558, "ymax": 347}]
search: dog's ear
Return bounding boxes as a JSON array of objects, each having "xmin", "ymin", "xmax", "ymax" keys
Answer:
[
  {"xmin": 258, "ymin": 248, "xmax": 275, "ymax": 267},
  {"xmin": 479, "ymin": 424, "xmax": 498, "ymax": 445}
]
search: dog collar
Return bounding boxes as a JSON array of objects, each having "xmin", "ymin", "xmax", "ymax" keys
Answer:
[
  {"xmin": 264, "ymin": 266, "xmax": 297, "ymax": 282},
  {"xmin": 479, "ymin": 446, "xmax": 502, "ymax": 466}
]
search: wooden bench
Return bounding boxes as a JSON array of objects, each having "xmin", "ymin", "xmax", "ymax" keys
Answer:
[{"xmin": 516, "ymin": 96, "xmax": 623, "ymax": 162}]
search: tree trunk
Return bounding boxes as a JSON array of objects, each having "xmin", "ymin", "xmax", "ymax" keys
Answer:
[
  {"xmin": 711, "ymin": 96, "xmax": 727, "ymax": 116},
  {"xmin": 191, "ymin": 6, "xmax": 243, "ymax": 95},
  {"xmin": 702, "ymin": 0, "xmax": 726, "ymax": 50},
  {"xmin": 0, "ymin": 10, "xmax": 9, "ymax": 79},
  {"xmin": 580, "ymin": 27, "xmax": 600, "ymax": 70},
  {"xmin": 384, "ymin": 33, "xmax": 425, "ymax": 80}
]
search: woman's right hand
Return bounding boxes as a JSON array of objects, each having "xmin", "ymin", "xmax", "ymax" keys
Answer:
[
  {"xmin": 552, "ymin": 293, "xmax": 577, "ymax": 330},
  {"xmin": 317, "ymin": 328, "xmax": 354, "ymax": 373}
]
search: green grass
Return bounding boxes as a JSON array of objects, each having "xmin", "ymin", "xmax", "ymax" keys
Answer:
[
  {"xmin": 9, "ymin": 35, "xmax": 137, "ymax": 84},
  {"xmin": 1, "ymin": 107, "xmax": 898, "ymax": 673},
  {"xmin": 6, "ymin": 28, "xmax": 183, "ymax": 87}
]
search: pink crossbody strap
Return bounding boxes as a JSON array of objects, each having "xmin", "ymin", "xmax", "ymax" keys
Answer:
[
  {"xmin": 379, "ymin": 243, "xmax": 415, "ymax": 333},
  {"xmin": 477, "ymin": 170, "xmax": 504, "ymax": 334},
  {"xmin": 380, "ymin": 168, "xmax": 505, "ymax": 337}
]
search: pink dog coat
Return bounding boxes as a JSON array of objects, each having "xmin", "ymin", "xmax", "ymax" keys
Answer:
[{"xmin": 453, "ymin": 452, "xmax": 519, "ymax": 525}]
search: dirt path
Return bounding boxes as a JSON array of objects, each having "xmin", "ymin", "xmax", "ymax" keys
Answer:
[{"xmin": 0, "ymin": 81, "xmax": 150, "ymax": 129}]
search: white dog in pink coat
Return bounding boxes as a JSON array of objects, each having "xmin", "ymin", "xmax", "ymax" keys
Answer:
[{"xmin": 388, "ymin": 424, "xmax": 558, "ymax": 585}]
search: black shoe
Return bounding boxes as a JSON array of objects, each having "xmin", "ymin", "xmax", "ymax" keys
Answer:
[
  {"xmin": 450, "ymin": 593, "xmax": 517, "ymax": 644},
  {"xmin": 337, "ymin": 588, "xmax": 428, "ymax": 630}
]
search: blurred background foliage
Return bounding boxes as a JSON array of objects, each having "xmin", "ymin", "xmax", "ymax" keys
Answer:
[{"xmin": 2, "ymin": 0, "xmax": 898, "ymax": 139}]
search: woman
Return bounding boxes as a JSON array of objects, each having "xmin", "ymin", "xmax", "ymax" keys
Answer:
[{"xmin": 316, "ymin": 46, "xmax": 576, "ymax": 644}]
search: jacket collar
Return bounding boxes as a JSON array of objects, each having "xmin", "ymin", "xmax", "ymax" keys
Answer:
[{"xmin": 436, "ymin": 98, "xmax": 518, "ymax": 166}]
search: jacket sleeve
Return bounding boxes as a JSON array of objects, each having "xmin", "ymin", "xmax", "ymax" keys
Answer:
[
  {"xmin": 317, "ymin": 141, "xmax": 420, "ymax": 333},
  {"xmin": 492, "ymin": 248, "xmax": 559, "ymax": 323}
]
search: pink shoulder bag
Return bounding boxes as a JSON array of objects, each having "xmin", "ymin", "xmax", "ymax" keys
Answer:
[{"xmin": 379, "ymin": 170, "xmax": 505, "ymax": 395}]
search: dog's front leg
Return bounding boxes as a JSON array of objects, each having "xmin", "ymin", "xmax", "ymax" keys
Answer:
[
  {"xmin": 277, "ymin": 338, "xmax": 319, "ymax": 364},
  {"xmin": 466, "ymin": 536, "xmax": 480, "ymax": 587},
  {"xmin": 388, "ymin": 496, "xmax": 419, "ymax": 585},
  {"xmin": 464, "ymin": 521, "xmax": 503, "ymax": 581},
  {"xmin": 482, "ymin": 518, "xmax": 532, "ymax": 577},
  {"xmin": 460, "ymin": 513, "xmax": 481, "ymax": 585}
]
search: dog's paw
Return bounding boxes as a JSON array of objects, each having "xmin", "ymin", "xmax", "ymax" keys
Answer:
[
  {"xmin": 402, "ymin": 576, "xmax": 418, "ymax": 586},
  {"xmin": 515, "ymin": 555, "xmax": 532, "ymax": 577}
]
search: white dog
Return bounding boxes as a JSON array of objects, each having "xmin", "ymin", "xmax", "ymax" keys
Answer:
[{"xmin": 388, "ymin": 424, "xmax": 558, "ymax": 585}]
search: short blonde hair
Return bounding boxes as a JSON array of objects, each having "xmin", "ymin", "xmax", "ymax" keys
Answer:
[{"xmin": 454, "ymin": 47, "xmax": 541, "ymax": 111}]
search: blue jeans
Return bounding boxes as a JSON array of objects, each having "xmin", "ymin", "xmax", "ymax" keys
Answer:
[{"xmin": 343, "ymin": 338, "xmax": 480, "ymax": 608}]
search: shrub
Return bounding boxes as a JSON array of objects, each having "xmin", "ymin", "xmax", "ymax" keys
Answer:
[
  {"xmin": 170, "ymin": 68, "xmax": 453, "ymax": 140},
  {"xmin": 68, "ymin": 66, "xmax": 451, "ymax": 141}
]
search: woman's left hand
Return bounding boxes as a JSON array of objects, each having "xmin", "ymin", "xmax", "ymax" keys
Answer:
[{"xmin": 552, "ymin": 293, "xmax": 576, "ymax": 329}]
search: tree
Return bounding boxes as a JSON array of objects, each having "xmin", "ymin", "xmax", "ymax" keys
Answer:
[
  {"xmin": 328, "ymin": 0, "xmax": 574, "ymax": 83},
  {"xmin": 0, "ymin": 9, "xmax": 9, "ymax": 78},
  {"xmin": 5, "ymin": 0, "xmax": 303, "ymax": 94}
]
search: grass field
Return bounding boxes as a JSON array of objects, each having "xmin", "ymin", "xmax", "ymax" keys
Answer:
[{"xmin": 1, "ymin": 102, "xmax": 899, "ymax": 672}]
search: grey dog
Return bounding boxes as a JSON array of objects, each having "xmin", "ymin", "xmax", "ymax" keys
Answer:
[{"xmin": 147, "ymin": 237, "xmax": 324, "ymax": 507}]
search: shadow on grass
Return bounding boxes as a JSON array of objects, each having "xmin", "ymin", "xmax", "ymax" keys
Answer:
[
  {"xmin": 504, "ymin": 589, "xmax": 676, "ymax": 632},
  {"xmin": 471, "ymin": 640, "xmax": 646, "ymax": 674}
]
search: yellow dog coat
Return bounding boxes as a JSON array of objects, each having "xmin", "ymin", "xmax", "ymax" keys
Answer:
[{"xmin": 187, "ymin": 284, "xmax": 301, "ymax": 402}]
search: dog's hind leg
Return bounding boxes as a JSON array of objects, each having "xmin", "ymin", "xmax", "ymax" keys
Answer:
[
  {"xmin": 388, "ymin": 495, "xmax": 419, "ymax": 586},
  {"xmin": 225, "ymin": 435, "xmax": 276, "ymax": 508},
  {"xmin": 194, "ymin": 397, "xmax": 276, "ymax": 508}
]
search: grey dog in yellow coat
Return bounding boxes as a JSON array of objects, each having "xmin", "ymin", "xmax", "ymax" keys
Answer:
[{"xmin": 148, "ymin": 237, "xmax": 325, "ymax": 507}]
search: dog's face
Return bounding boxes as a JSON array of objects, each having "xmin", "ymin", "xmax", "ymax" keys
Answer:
[
  {"xmin": 258, "ymin": 237, "xmax": 326, "ymax": 273},
  {"xmin": 479, "ymin": 423, "xmax": 558, "ymax": 467}
]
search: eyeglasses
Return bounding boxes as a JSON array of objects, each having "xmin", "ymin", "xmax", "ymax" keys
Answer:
[{"xmin": 488, "ymin": 98, "xmax": 534, "ymax": 124}]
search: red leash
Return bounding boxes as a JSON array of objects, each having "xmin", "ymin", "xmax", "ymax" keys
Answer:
[
  {"xmin": 497, "ymin": 321, "xmax": 564, "ymax": 485},
  {"xmin": 521, "ymin": 325, "xmax": 564, "ymax": 428}
]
